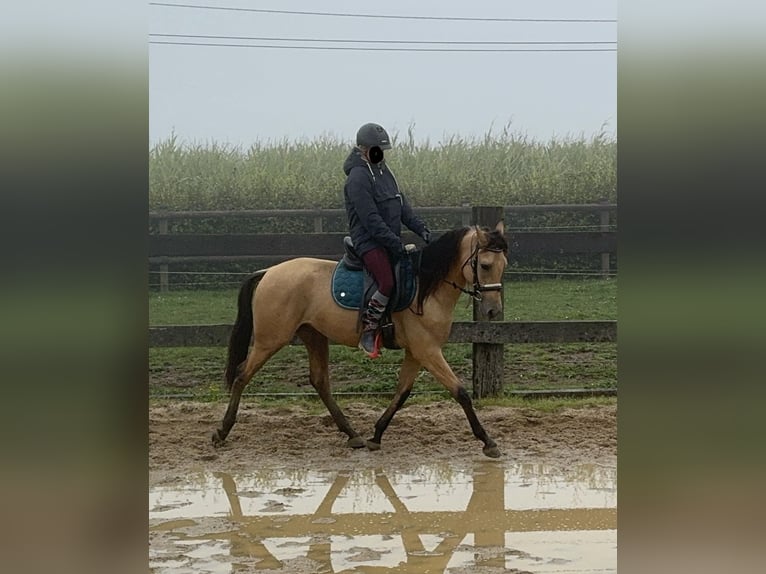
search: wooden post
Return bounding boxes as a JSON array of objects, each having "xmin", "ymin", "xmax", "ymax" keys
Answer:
[
  {"xmin": 599, "ymin": 199, "xmax": 610, "ymax": 278},
  {"xmin": 471, "ymin": 206, "xmax": 504, "ymax": 399},
  {"xmin": 313, "ymin": 211, "xmax": 324, "ymax": 233},
  {"xmin": 158, "ymin": 218, "xmax": 169, "ymax": 293},
  {"xmin": 461, "ymin": 203, "xmax": 471, "ymax": 227}
]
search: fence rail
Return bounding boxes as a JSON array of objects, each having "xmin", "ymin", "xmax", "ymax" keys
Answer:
[
  {"xmin": 149, "ymin": 320, "xmax": 617, "ymax": 348},
  {"xmin": 148, "ymin": 231, "xmax": 615, "ymax": 261},
  {"xmin": 149, "ymin": 203, "xmax": 617, "ymax": 290},
  {"xmin": 149, "ymin": 202, "xmax": 616, "ymax": 222},
  {"xmin": 149, "ymin": 319, "xmax": 617, "ymax": 398}
]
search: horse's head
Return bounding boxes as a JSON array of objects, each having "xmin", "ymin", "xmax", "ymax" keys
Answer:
[
  {"xmin": 414, "ymin": 222, "xmax": 509, "ymax": 316},
  {"xmin": 463, "ymin": 221, "xmax": 508, "ymax": 320}
]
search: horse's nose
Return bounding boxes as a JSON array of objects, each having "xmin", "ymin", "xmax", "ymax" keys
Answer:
[{"xmin": 486, "ymin": 306, "xmax": 499, "ymax": 320}]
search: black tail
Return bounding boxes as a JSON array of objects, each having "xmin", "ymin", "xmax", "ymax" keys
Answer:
[{"xmin": 224, "ymin": 270, "xmax": 267, "ymax": 390}]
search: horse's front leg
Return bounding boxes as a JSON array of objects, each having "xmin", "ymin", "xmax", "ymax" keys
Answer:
[
  {"xmin": 418, "ymin": 349, "xmax": 501, "ymax": 458},
  {"xmin": 366, "ymin": 351, "xmax": 421, "ymax": 451}
]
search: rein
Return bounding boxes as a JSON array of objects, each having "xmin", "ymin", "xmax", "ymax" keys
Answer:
[{"xmin": 445, "ymin": 240, "xmax": 504, "ymax": 302}]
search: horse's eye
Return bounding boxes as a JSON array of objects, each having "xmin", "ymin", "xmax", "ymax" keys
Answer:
[{"xmin": 480, "ymin": 263, "xmax": 491, "ymax": 271}]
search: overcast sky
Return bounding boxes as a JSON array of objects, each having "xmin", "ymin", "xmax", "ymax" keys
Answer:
[{"xmin": 149, "ymin": 1, "xmax": 617, "ymax": 147}]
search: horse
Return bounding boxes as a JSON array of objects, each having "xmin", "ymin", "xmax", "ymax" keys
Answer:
[{"xmin": 212, "ymin": 221, "xmax": 508, "ymax": 458}]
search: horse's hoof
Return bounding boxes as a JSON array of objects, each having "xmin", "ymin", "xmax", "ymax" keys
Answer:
[
  {"xmin": 347, "ymin": 436, "xmax": 366, "ymax": 449},
  {"xmin": 366, "ymin": 440, "xmax": 381, "ymax": 451},
  {"xmin": 483, "ymin": 445, "xmax": 501, "ymax": 458},
  {"xmin": 211, "ymin": 430, "xmax": 225, "ymax": 447}
]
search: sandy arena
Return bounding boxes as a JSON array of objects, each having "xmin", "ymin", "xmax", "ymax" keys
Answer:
[{"xmin": 149, "ymin": 400, "xmax": 617, "ymax": 574}]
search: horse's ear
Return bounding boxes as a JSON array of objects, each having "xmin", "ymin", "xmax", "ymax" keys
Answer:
[{"xmin": 495, "ymin": 220, "xmax": 505, "ymax": 236}]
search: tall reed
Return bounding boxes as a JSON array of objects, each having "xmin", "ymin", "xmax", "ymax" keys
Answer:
[{"xmin": 150, "ymin": 126, "xmax": 616, "ymax": 211}]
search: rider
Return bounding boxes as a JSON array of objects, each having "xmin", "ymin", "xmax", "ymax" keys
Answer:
[{"xmin": 343, "ymin": 122, "xmax": 431, "ymax": 358}]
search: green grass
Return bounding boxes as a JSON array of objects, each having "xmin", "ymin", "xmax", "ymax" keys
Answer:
[
  {"xmin": 150, "ymin": 290, "xmax": 239, "ymax": 325},
  {"xmin": 150, "ymin": 393, "xmax": 616, "ymax": 413},
  {"xmin": 149, "ymin": 278, "xmax": 617, "ymax": 326},
  {"xmin": 149, "ymin": 278, "xmax": 617, "ymax": 401}
]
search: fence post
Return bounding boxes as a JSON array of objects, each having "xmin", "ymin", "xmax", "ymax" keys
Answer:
[
  {"xmin": 461, "ymin": 203, "xmax": 471, "ymax": 227},
  {"xmin": 599, "ymin": 198, "xmax": 610, "ymax": 278},
  {"xmin": 313, "ymin": 211, "xmax": 324, "ymax": 233},
  {"xmin": 158, "ymin": 218, "xmax": 169, "ymax": 292},
  {"xmin": 471, "ymin": 206, "xmax": 504, "ymax": 399}
]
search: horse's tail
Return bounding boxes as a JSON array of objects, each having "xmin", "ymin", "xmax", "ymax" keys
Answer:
[{"xmin": 224, "ymin": 269, "xmax": 268, "ymax": 391}]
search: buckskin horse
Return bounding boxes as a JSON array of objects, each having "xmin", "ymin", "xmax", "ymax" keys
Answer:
[{"xmin": 213, "ymin": 222, "xmax": 508, "ymax": 458}]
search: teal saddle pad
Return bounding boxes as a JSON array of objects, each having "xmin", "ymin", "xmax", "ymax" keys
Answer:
[{"xmin": 331, "ymin": 258, "xmax": 416, "ymax": 311}]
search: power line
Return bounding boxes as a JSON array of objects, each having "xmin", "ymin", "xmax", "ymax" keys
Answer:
[
  {"xmin": 149, "ymin": 40, "xmax": 616, "ymax": 53},
  {"xmin": 149, "ymin": 2, "xmax": 617, "ymax": 23},
  {"xmin": 150, "ymin": 33, "xmax": 616, "ymax": 46}
]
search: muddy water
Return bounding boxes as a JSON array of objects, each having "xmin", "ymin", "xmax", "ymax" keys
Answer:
[{"xmin": 149, "ymin": 461, "xmax": 616, "ymax": 573}]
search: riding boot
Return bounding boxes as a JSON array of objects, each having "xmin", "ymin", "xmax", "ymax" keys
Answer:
[{"xmin": 359, "ymin": 291, "xmax": 389, "ymax": 358}]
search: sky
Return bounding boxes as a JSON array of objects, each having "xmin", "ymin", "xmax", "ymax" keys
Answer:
[{"xmin": 149, "ymin": 1, "xmax": 617, "ymax": 147}]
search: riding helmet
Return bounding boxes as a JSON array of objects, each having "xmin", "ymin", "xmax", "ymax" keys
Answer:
[{"xmin": 356, "ymin": 123, "xmax": 392, "ymax": 150}]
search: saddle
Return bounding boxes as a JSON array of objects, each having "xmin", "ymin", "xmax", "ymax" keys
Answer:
[{"xmin": 331, "ymin": 237, "xmax": 419, "ymax": 350}]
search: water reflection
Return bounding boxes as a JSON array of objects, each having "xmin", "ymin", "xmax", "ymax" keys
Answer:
[{"xmin": 150, "ymin": 462, "xmax": 616, "ymax": 573}]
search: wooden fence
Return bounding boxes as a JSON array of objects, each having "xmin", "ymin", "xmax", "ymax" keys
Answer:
[
  {"xmin": 149, "ymin": 320, "xmax": 617, "ymax": 348},
  {"xmin": 149, "ymin": 202, "xmax": 616, "ymax": 291},
  {"xmin": 148, "ymin": 319, "xmax": 617, "ymax": 398},
  {"xmin": 148, "ymin": 205, "xmax": 616, "ymax": 398}
]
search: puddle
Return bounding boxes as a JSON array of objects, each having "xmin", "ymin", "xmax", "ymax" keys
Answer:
[{"xmin": 150, "ymin": 461, "xmax": 616, "ymax": 573}]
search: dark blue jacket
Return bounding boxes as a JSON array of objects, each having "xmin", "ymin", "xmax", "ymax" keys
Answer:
[{"xmin": 343, "ymin": 148, "xmax": 427, "ymax": 258}]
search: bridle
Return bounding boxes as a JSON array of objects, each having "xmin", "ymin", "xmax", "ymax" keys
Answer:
[{"xmin": 446, "ymin": 240, "xmax": 505, "ymax": 302}]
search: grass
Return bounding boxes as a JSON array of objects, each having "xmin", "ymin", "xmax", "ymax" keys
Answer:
[
  {"xmin": 149, "ymin": 290, "xmax": 239, "ymax": 325},
  {"xmin": 149, "ymin": 393, "xmax": 616, "ymax": 415},
  {"xmin": 149, "ymin": 278, "xmax": 617, "ymax": 403},
  {"xmin": 149, "ymin": 278, "xmax": 617, "ymax": 326}
]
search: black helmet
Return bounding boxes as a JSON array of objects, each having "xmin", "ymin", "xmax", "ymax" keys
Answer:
[{"xmin": 356, "ymin": 123, "xmax": 392, "ymax": 150}]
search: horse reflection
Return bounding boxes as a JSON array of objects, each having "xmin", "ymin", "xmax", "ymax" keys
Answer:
[
  {"xmin": 150, "ymin": 464, "xmax": 617, "ymax": 573},
  {"xmin": 217, "ymin": 464, "xmax": 508, "ymax": 573}
]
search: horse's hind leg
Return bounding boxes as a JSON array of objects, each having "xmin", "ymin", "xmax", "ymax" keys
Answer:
[
  {"xmin": 212, "ymin": 343, "xmax": 280, "ymax": 446},
  {"xmin": 366, "ymin": 350, "xmax": 421, "ymax": 451},
  {"xmin": 297, "ymin": 325, "xmax": 365, "ymax": 448}
]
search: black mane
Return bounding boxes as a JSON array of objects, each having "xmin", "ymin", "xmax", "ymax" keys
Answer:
[
  {"xmin": 415, "ymin": 227, "xmax": 470, "ymax": 313},
  {"xmin": 414, "ymin": 226, "xmax": 508, "ymax": 313}
]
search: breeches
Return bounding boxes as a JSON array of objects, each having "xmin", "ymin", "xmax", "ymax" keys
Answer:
[{"xmin": 361, "ymin": 247, "xmax": 394, "ymax": 297}]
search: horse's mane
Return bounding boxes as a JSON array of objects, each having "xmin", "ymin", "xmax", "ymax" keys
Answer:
[
  {"xmin": 415, "ymin": 226, "xmax": 508, "ymax": 313},
  {"xmin": 415, "ymin": 227, "xmax": 470, "ymax": 313}
]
